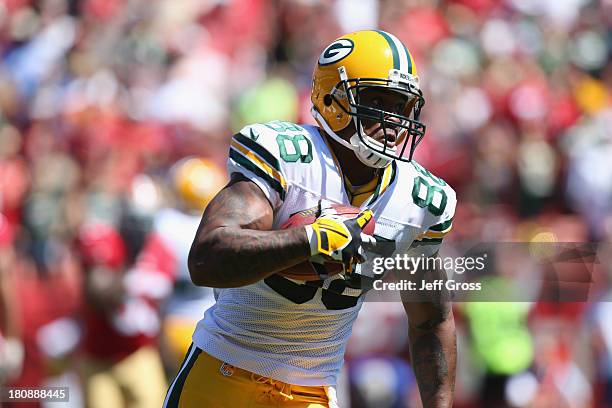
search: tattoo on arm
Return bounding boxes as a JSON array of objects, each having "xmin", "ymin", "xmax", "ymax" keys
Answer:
[
  {"xmin": 188, "ymin": 174, "xmax": 310, "ymax": 288},
  {"xmin": 403, "ymin": 253, "xmax": 457, "ymax": 407},
  {"xmin": 411, "ymin": 332, "xmax": 450, "ymax": 406},
  {"xmin": 193, "ymin": 227, "xmax": 308, "ymax": 287}
]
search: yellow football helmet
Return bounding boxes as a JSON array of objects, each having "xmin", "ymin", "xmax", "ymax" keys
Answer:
[
  {"xmin": 311, "ymin": 30, "xmax": 425, "ymax": 168},
  {"xmin": 171, "ymin": 157, "xmax": 227, "ymax": 212}
]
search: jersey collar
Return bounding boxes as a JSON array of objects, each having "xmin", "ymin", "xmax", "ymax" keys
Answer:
[
  {"xmin": 363, "ymin": 161, "xmax": 397, "ymax": 207},
  {"xmin": 316, "ymin": 127, "xmax": 397, "ymax": 208}
]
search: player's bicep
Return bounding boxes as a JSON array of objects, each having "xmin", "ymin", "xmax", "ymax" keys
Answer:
[{"xmin": 194, "ymin": 173, "xmax": 274, "ymax": 241}]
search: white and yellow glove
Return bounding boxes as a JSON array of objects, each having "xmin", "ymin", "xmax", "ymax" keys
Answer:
[{"xmin": 304, "ymin": 202, "xmax": 375, "ymax": 273}]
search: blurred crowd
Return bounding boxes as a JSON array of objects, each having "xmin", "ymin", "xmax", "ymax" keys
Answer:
[{"xmin": 0, "ymin": 0, "xmax": 611, "ymax": 407}]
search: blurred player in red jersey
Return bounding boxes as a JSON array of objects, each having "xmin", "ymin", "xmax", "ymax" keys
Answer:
[{"xmin": 77, "ymin": 222, "xmax": 169, "ymax": 408}]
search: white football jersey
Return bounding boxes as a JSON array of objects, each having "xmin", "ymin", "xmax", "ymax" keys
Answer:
[{"xmin": 192, "ymin": 120, "xmax": 456, "ymax": 386}]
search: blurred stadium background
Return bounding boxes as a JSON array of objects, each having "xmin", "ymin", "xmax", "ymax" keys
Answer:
[{"xmin": 0, "ymin": 0, "xmax": 611, "ymax": 407}]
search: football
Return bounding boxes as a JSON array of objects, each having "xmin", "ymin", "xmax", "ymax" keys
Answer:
[{"xmin": 276, "ymin": 204, "xmax": 375, "ymax": 281}]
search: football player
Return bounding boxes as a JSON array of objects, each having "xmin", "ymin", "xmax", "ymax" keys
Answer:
[{"xmin": 164, "ymin": 30, "xmax": 456, "ymax": 408}]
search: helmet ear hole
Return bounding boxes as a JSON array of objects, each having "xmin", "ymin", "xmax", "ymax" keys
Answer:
[{"xmin": 323, "ymin": 94, "xmax": 333, "ymax": 106}]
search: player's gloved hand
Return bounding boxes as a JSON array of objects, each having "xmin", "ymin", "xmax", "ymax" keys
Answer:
[{"xmin": 304, "ymin": 201, "xmax": 375, "ymax": 273}]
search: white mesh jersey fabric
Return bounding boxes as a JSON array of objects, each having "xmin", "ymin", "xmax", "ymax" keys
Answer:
[{"xmin": 192, "ymin": 121, "xmax": 456, "ymax": 386}]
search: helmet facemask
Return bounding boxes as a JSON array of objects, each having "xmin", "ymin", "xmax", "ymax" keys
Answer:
[{"xmin": 330, "ymin": 67, "xmax": 426, "ymax": 167}]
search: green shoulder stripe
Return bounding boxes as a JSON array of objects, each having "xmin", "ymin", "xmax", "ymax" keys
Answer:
[
  {"xmin": 230, "ymin": 149, "xmax": 286, "ymax": 201},
  {"xmin": 234, "ymin": 132, "xmax": 282, "ymax": 173}
]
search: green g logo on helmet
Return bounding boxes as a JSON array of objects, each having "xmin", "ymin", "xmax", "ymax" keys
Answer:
[{"xmin": 318, "ymin": 39, "xmax": 354, "ymax": 66}]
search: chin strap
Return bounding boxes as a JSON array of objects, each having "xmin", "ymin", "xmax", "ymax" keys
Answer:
[
  {"xmin": 311, "ymin": 106, "xmax": 392, "ymax": 169},
  {"xmin": 349, "ymin": 134, "xmax": 393, "ymax": 169}
]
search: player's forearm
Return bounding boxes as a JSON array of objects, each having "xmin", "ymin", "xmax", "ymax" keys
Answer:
[
  {"xmin": 409, "ymin": 312, "xmax": 456, "ymax": 408},
  {"xmin": 188, "ymin": 226, "xmax": 310, "ymax": 288}
]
